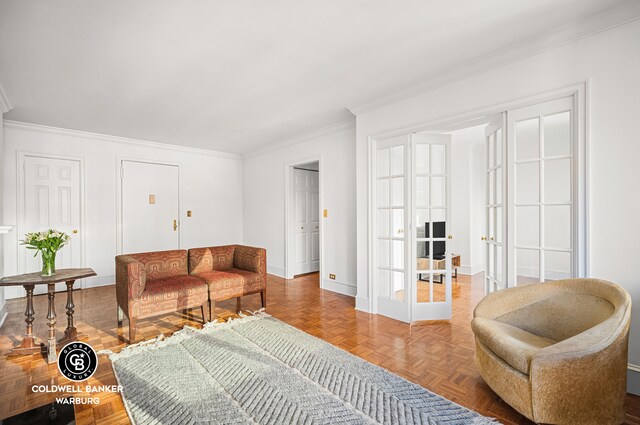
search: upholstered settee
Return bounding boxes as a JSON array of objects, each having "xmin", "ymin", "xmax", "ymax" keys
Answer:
[
  {"xmin": 472, "ymin": 278, "xmax": 631, "ymax": 425},
  {"xmin": 116, "ymin": 250, "xmax": 209, "ymax": 342},
  {"xmin": 188, "ymin": 245, "xmax": 267, "ymax": 321}
]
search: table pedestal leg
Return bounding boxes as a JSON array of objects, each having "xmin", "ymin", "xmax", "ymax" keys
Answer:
[
  {"xmin": 46, "ymin": 283, "xmax": 57, "ymax": 364},
  {"xmin": 8, "ymin": 284, "xmax": 42, "ymax": 356},
  {"xmin": 58, "ymin": 280, "xmax": 87, "ymax": 344}
]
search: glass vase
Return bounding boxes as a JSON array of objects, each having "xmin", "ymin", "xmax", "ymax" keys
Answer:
[{"xmin": 41, "ymin": 250, "xmax": 56, "ymax": 277}]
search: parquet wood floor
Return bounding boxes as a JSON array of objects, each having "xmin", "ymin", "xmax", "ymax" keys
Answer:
[{"xmin": 1, "ymin": 272, "xmax": 638, "ymax": 424}]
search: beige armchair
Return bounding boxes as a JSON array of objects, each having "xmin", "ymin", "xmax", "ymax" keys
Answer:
[{"xmin": 472, "ymin": 278, "xmax": 631, "ymax": 425}]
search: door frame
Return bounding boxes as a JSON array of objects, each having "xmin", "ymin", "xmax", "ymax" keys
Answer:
[
  {"xmin": 16, "ymin": 151, "xmax": 87, "ymax": 283},
  {"xmin": 116, "ymin": 157, "xmax": 183, "ymax": 255},
  {"xmin": 284, "ymin": 156, "xmax": 324, "ymax": 285},
  {"xmin": 366, "ymin": 82, "xmax": 589, "ymax": 313}
]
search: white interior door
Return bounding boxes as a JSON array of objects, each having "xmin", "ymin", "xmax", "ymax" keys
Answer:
[
  {"xmin": 121, "ymin": 161, "xmax": 179, "ymax": 254},
  {"xmin": 374, "ymin": 136, "xmax": 410, "ymax": 322},
  {"xmin": 411, "ymin": 134, "xmax": 453, "ymax": 321},
  {"xmin": 23, "ymin": 156, "xmax": 82, "ymax": 293},
  {"xmin": 293, "ymin": 168, "xmax": 320, "ymax": 275},
  {"xmin": 507, "ymin": 97, "xmax": 575, "ymax": 284},
  {"xmin": 484, "ymin": 114, "xmax": 507, "ymax": 294}
]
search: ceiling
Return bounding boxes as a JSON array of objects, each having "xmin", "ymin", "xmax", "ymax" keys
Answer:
[{"xmin": 0, "ymin": 0, "xmax": 631, "ymax": 154}]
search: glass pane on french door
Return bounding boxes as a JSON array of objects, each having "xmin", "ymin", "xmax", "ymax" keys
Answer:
[
  {"xmin": 412, "ymin": 133, "xmax": 452, "ymax": 321},
  {"xmin": 485, "ymin": 115, "xmax": 506, "ymax": 294},
  {"xmin": 375, "ymin": 136, "xmax": 409, "ymax": 322}
]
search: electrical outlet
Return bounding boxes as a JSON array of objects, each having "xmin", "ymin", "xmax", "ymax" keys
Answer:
[{"xmin": 329, "ymin": 274, "xmax": 336, "ymax": 280}]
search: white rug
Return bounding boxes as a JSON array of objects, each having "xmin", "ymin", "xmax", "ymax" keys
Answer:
[{"xmin": 105, "ymin": 312, "xmax": 500, "ymax": 425}]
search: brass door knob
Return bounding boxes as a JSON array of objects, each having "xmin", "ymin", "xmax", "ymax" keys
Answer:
[
  {"xmin": 481, "ymin": 236, "xmax": 487, "ymax": 241},
  {"xmin": 490, "ymin": 237, "xmax": 494, "ymax": 241},
  {"xmin": 173, "ymin": 220, "xmax": 178, "ymax": 231},
  {"xmin": 448, "ymin": 235, "xmax": 453, "ymax": 239},
  {"xmin": 72, "ymin": 230, "xmax": 78, "ymax": 234}
]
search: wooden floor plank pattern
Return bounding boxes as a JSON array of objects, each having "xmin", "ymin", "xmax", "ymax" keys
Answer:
[{"xmin": 0, "ymin": 272, "xmax": 638, "ymax": 424}]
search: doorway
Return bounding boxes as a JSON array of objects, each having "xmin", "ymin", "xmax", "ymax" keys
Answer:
[
  {"xmin": 285, "ymin": 159, "xmax": 323, "ymax": 281},
  {"xmin": 119, "ymin": 160, "xmax": 180, "ymax": 254},
  {"xmin": 19, "ymin": 154, "xmax": 84, "ymax": 294},
  {"xmin": 370, "ymin": 92, "xmax": 585, "ymax": 323}
]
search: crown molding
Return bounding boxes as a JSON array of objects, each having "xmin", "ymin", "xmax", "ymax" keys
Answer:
[
  {"xmin": 242, "ymin": 117, "xmax": 355, "ymax": 159},
  {"xmin": 0, "ymin": 75, "xmax": 12, "ymax": 113},
  {"xmin": 348, "ymin": 0, "xmax": 640, "ymax": 116},
  {"xmin": 3, "ymin": 120, "xmax": 242, "ymax": 159}
]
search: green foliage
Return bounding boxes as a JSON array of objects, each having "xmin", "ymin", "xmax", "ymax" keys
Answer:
[{"xmin": 21, "ymin": 229, "xmax": 71, "ymax": 256}]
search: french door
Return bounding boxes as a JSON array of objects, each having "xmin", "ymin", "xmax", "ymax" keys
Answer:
[
  {"xmin": 482, "ymin": 96, "xmax": 577, "ymax": 291},
  {"xmin": 507, "ymin": 97, "xmax": 576, "ymax": 284},
  {"xmin": 374, "ymin": 134, "xmax": 453, "ymax": 323},
  {"xmin": 411, "ymin": 134, "xmax": 453, "ymax": 321},
  {"xmin": 374, "ymin": 95, "xmax": 579, "ymax": 321},
  {"xmin": 484, "ymin": 114, "xmax": 507, "ymax": 294},
  {"xmin": 375, "ymin": 136, "xmax": 410, "ymax": 322}
]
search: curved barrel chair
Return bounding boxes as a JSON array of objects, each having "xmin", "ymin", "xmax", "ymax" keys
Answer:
[{"xmin": 472, "ymin": 278, "xmax": 631, "ymax": 425}]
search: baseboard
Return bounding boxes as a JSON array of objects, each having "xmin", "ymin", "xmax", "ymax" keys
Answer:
[
  {"xmin": 470, "ymin": 263, "xmax": 485, "ymax": 275},
  {"xmin": 457, "ymin": 265, "xmax": 473, "ymax": 275},
  {"xmin": 321, "ymin": 279, "xmax": 356, "ymax": 297},
  {"xmin": 82, "ymin": 275, "xmax": 115, "ymax": 289},
  {"xmin": 355, "ymin": 296, "xmax": 370, "ymax": 313},
  {"xmin": 267, "ymin": 266, "xmax": 285, "ymax": 278},
  {"xmin": 628, "ymin": 364, "xmax": 640, "ymax": 395}
]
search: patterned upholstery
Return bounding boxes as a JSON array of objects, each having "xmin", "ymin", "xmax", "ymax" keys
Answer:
[
  {"xmin": 189, "ymin": 245, "xmax": 267, "ymax": 305},
  {"xmin": 189, "ymin": 246, "xmax": 236, "ymax": 273},
  {"xmin": 137, "ymin": 275, "xmax": 209, "ymax": 318},
  {"xmin": 115, "ymin": 249, "xmax": 209, "ymax": 342},
  {"xmin": 195, "ymin": 269, "xmax": 263, "ymax": 300}
]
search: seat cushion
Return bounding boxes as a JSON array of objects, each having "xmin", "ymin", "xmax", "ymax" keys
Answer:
[
  {"xmin": 495, "ymin": 293, "xmax": 615, "ymax": 342},
  {"xmin": 138, "ymin": 275, "xmax": 208, "ymax": 318},
  {"xmin": 472, "ymin": 317, "xmax": 556, "ymax": 375},
  {"xmin": 192, "ymin": 268, "xmax": 263, "ymax": 300}
]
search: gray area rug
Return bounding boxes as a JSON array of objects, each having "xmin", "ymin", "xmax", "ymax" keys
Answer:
[{"xmin": 106, "ymin": 312, "xmax": 499, "ymax": 425}]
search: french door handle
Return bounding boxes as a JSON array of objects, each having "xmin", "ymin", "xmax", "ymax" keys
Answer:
[{"xmin": 173, "ymin": 220, "xmax": 177, "ymax": 231}]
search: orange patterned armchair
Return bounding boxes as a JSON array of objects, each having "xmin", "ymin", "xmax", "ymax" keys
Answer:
[
  {"xmin": 188, "ymin": 245, "xmax": 267, "ymax": 320},
  {"xmin": 116, "ymin": 249, "xmax": 209, "ymax": 342}
]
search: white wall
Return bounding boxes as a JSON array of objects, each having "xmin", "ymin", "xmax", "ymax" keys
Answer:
[
  {"xmin": 449, "ymin": 125, "xmax": 486, "ymax": 275},
  {"xmin": 2, "ymin": 122, "xmax": 243, "ymax": 299},
  {"xmin": 242, "ymin": 121, "xmax": 357, "ymax": 296},
  {"xmin": 355, "ymin": 20, "xmax": 640, "ymax": 368}
]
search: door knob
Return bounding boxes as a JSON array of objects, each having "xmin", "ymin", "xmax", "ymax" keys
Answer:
[
  {"xmin": 448, "ymin": 235, "xmax": 453, "ymax": 239},
  {"xmin": 72, "ymin": 230, "xmax": 78, "ymax": 234},
  {"xmin": 490, "ymin": 237, "xmax": 494, "ymax": 241},
  {"xmin": 397, "ymin": 229, "xmax": 404, "ymax": 234},
  {"xmin": 173, "ymin": 220, "xmax": 177, "ymax": 231},
  {"xmin": 481, "ymin": 236, "xmax": 487, "ymax": 241}
]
